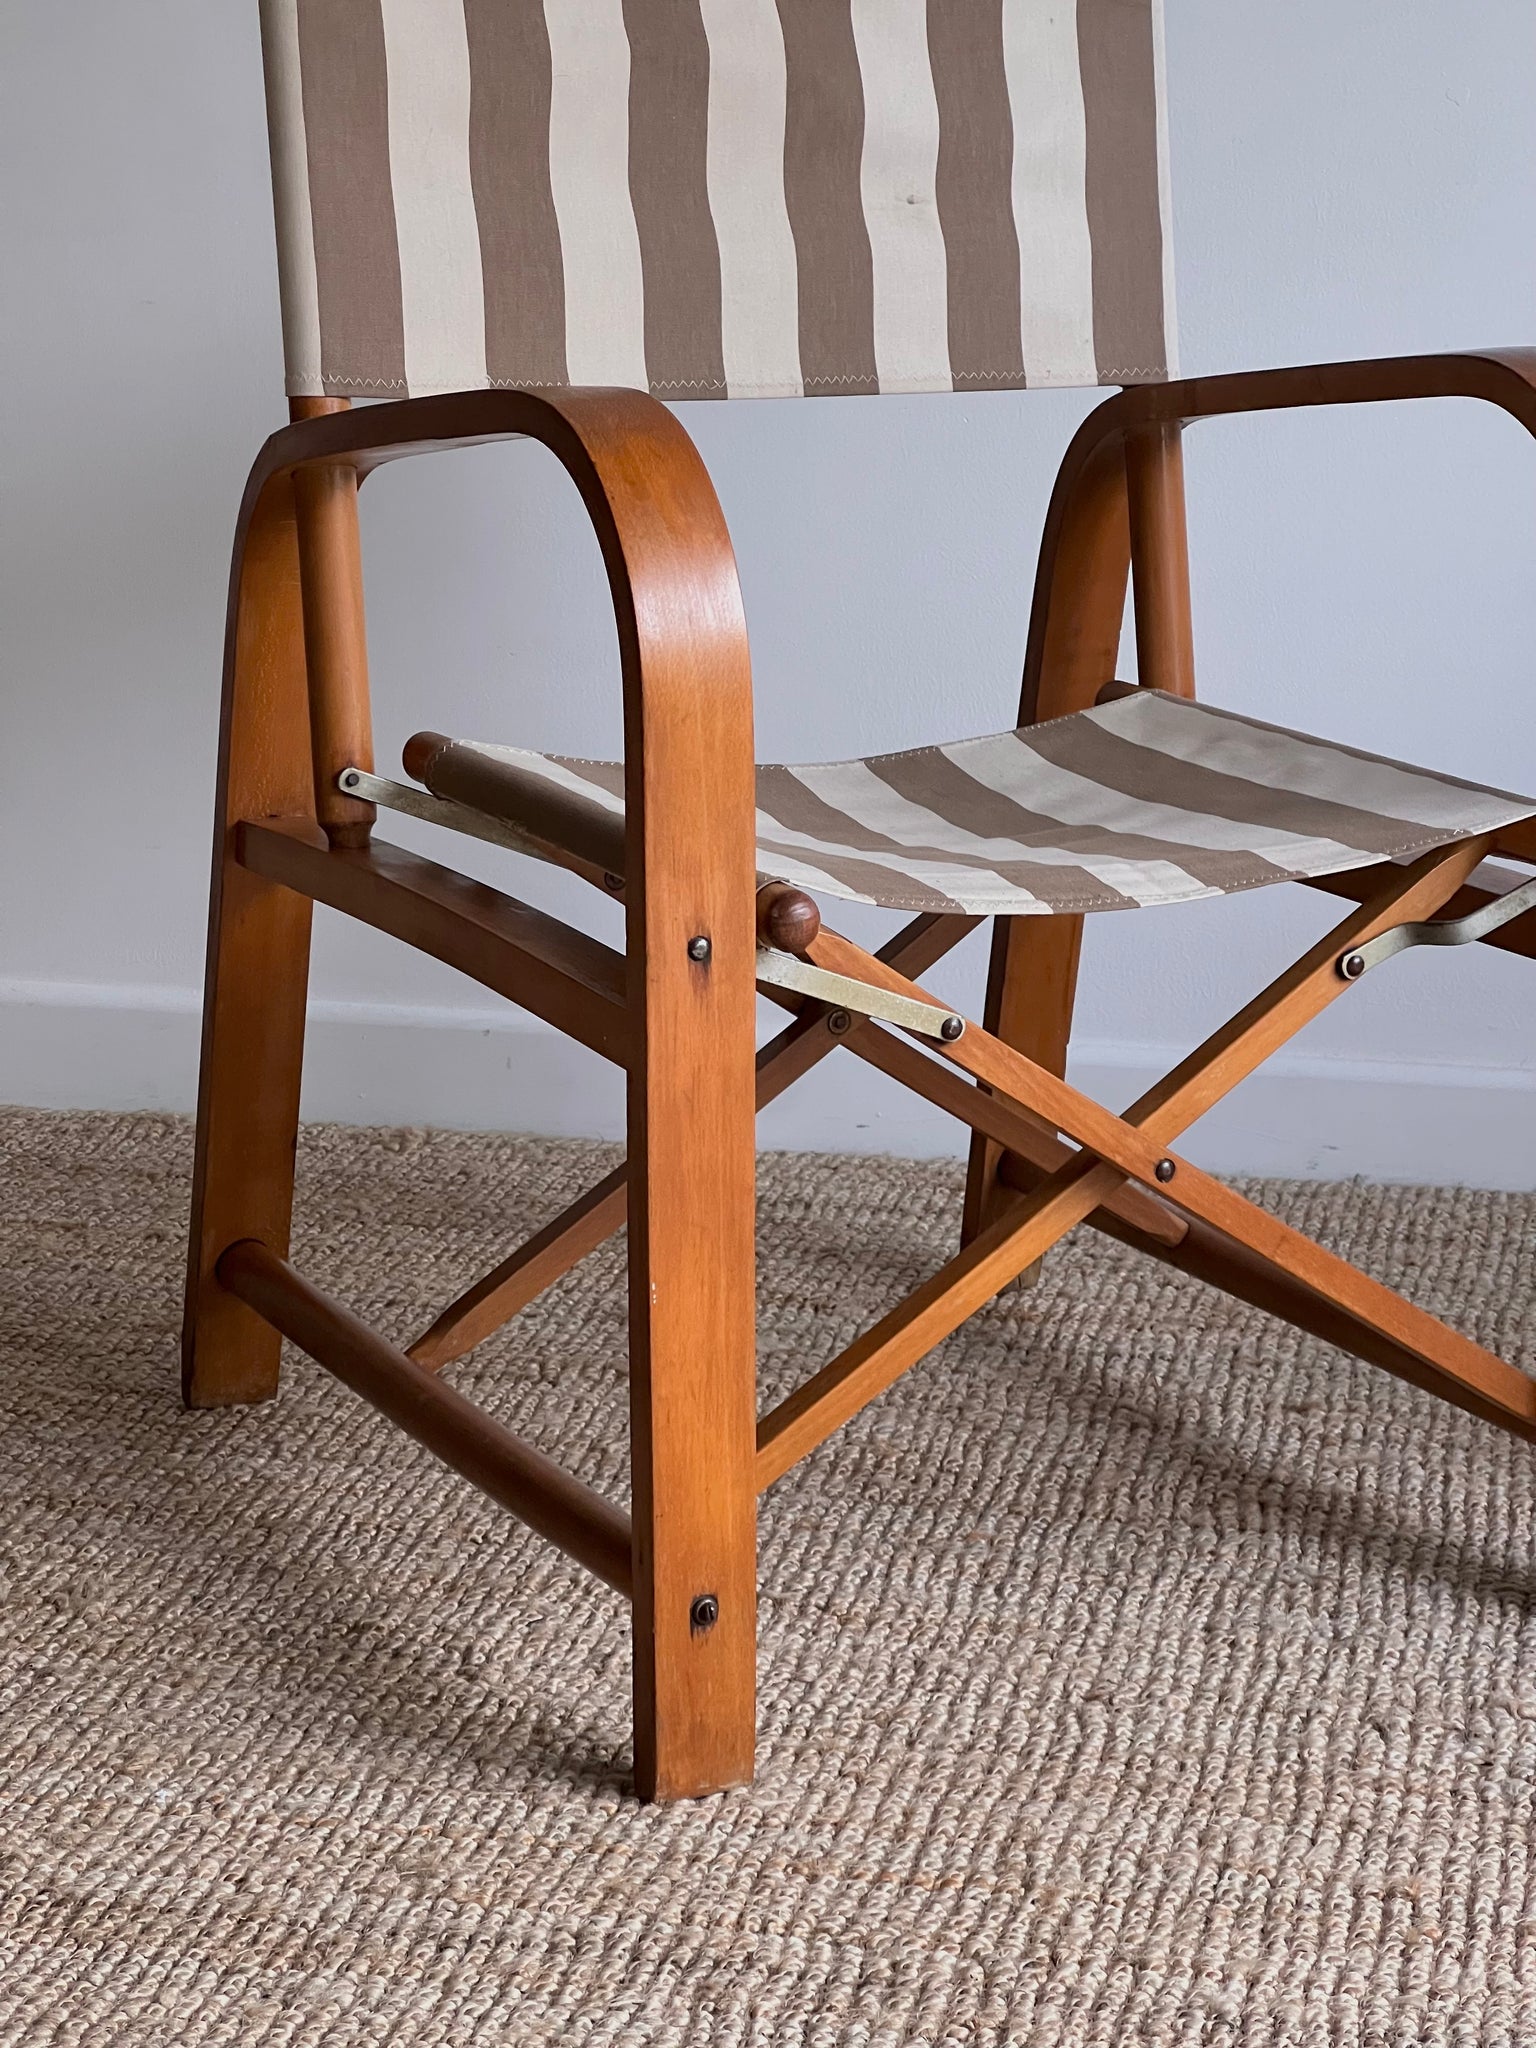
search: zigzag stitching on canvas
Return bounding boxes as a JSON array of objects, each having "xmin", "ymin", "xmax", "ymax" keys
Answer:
[{"xmin": 290, "ymin": 367, "xmax": 1170, "ymax": 395}]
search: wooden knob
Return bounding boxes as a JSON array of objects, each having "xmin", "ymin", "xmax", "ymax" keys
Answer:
[
  {"xmin": 756, "ymin": 882, "xmax": 821, "ymax": 954},
  {"xmin": 402, "ymin": 730, "xmax": 452, "ymax": 785}
]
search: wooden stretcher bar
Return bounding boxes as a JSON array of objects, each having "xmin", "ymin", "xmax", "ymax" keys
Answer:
[{"xmin": 218, "ymin": 1237, "xmax": 634, "ymax": 1595}]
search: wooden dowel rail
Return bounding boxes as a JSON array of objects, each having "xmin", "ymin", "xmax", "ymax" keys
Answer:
[
  {"xmin": 404, "ymin": 730, "xmax": 628, "ymax": 880},
  {"xmin": 216, "ymin": 1238, "xmax": 634, "ymax": 1596}
]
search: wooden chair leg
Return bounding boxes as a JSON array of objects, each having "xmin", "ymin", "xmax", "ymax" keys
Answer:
[
  {"xmin": 183, "ymin": 472, "xmax": 316, "ymax": 1407},
  {"xmin": 627, "ymin": 961, "xmax": 759, "ymax": 1795},
  {"xmin": 962, "ymin": 913, "xmax": 1083, "ymax": 1277},
  {"xmin": 185, "ymin": 395, "xmax": 374, "ymax": 1409},
  {"xmin": 628, "ymin": 1096, "xmax": 758, "ymax": 1800},
  {"xmin": 625, "ymin": 782, "xmax": 759, "ymax": 1802}
]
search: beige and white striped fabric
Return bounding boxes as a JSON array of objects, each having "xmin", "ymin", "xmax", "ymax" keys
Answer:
[
  {"xmin": 452, "ymin": 692, "xmax": 1536, "ymax": 915},
  {"xmin": 259, "ymin": 0, "xmax": 1176, "ymax": 401}
]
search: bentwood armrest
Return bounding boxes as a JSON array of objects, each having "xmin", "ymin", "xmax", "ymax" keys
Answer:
[
  {"xmin": 1022, "ymin": 350, "xmax": 1536, "ymax": 724},
  {"xmin": 234, "ymin": 385, "xmax": 756, "ymax": 780},
  {"xmin": 1115, "ymin": 348, "xmax": 1536, "ymax": 437}
]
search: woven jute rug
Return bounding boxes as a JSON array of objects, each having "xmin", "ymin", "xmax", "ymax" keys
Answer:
[{"xmin": 2, "ymin": 1108, "xmax": 1535, "ymax": 2046}]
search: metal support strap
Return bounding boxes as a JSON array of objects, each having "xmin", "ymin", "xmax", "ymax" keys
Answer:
[
  {"xmin": 348, "ymin": 765, "xmax": 962, "ymax": 1042},
  {"xmin": 755, "ymin": 947, "xmax": 963, "ymax": 1042},
  {"xmin": 1338, "ymin": 869, "xmax": 1536, "ymax": 979},
  {"xmin": 339, "ymin": 766, "xmax": 560, "ymax": 864}
]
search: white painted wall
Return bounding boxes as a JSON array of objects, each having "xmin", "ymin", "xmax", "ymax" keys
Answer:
[{"xmin": 3, "ymin": 2, "xmax": 1534, "ymax": 1182}]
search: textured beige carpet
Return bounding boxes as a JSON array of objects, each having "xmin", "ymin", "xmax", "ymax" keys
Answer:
[{"xmin": 2, "ymin": 1109, "xmax": 1535, "ymax": 2045}]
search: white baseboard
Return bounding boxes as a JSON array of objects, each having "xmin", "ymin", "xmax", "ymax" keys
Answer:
[{"xmin": 0, "ymin": 977, "xmax": 1531, "ymax": 1189}]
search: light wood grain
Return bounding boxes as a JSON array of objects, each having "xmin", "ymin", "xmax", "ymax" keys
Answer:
[
  {"xmin": 1125, "ymin": 420, "xmax": 1196, "ymax": 700},
  {"xmin": 406, "ymin": 912, "xmax": 978, "ymax": 1376},
  {"xmin": 182, "ymin": 468, "xmax": 316, "ymax": 1408},
  {"xmin": 219, "ymin": 1239, "xmax": 633, "ymax": 1594},
  {"xmin": 186, "ymin": 352, "xmax": 1536, "ymax": 1797},
  {"xmin": 294, "ymin": 450, "xmax": 376, "ymax": 848},
  {"xmin": 238, "ymin": 819, "xmax": 629, "ymax": 1066}
]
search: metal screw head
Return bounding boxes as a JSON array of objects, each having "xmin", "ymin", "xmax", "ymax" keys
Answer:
[
  {"xmin": 1339, "ymin": 951, "xmax": 1366, "ymax": 981},
  {"xmin": 339, "ymin": 768, "xmax": 361, "ymax": 791},
  {"xmin": 602, "ymin": 871, "xmax": 624, "ymax": 894},
  {"xmin": 1154, "ymin": 1157, "xmax": 1176, "ymax": 1184},
  {"xmin": 826, "ymin": 1009, "xmax": 852, "ymax": 1036},
  {"xmin": 939, "ymin": 1015, "xmax": 965, "ymax": 1043},
  {"xmin": 686, "ymin": 935, "xmax": 712, "ymax": 963},
  {"xmin": 689, "ymin": 1593, "xmax": 719, "ymax": 1633}
]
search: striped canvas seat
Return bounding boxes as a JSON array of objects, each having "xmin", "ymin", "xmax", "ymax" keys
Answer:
[{"xmin": 450, "ymin": 691, "xmax": 1536, "ymax": 917}]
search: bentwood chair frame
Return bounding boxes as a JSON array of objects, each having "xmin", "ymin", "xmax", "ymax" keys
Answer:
[
  {"xmin": 185, "ymin": 352, "xmax": 1536, "ymax": 1802},
  {"xmin": 185, "ymin": 0, "xmax": 1536, "ymax": 1801}
]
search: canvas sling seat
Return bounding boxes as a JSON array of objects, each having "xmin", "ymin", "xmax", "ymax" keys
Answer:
[
  {"xmin": 388, "ymin": 692, "xmax": 1536, "ymax": 918},
  {"xmin": 183, "ymin": 0, "xmax": 1536, "ymax": 1803}
]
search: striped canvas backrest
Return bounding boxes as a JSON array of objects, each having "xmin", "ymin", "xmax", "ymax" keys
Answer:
[{"xmin": 260, "ymin": 0, "xmax": 1176, "ymax": 402}]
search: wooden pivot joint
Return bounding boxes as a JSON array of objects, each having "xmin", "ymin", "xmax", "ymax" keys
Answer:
[{"xmin": 756, "ymin": 882, "xmax": 821, "ymax": 954}]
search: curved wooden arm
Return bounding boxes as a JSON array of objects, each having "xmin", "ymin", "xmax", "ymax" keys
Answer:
[
  {"xmin": 237, "ymin": 385, "xmax": 757, "ymax": 841},
  {"xmin": 228, "ymin": 373, "xmax": 761, "ymax": 1071},
  {"xmin": 230, "ymin": 385, "xmax": 758, "ymax": 961},
  {"xmin": 1023, "ymin": 348, "xmax": 1536, "ymax": 723},
  {"xmin": 1118, "ymin": 346, "xmax": 1536, "ymax": 434}
]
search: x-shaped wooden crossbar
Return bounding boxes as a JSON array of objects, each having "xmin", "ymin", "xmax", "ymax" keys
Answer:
[{"xmin": 399, "ymin": 833, "xmax": 1535, "ymax": 1493}]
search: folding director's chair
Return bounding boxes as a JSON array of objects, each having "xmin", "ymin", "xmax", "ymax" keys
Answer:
[{"xmin": 187, "ymin": 0, "xmax": 1536, "ymax": 1800}]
